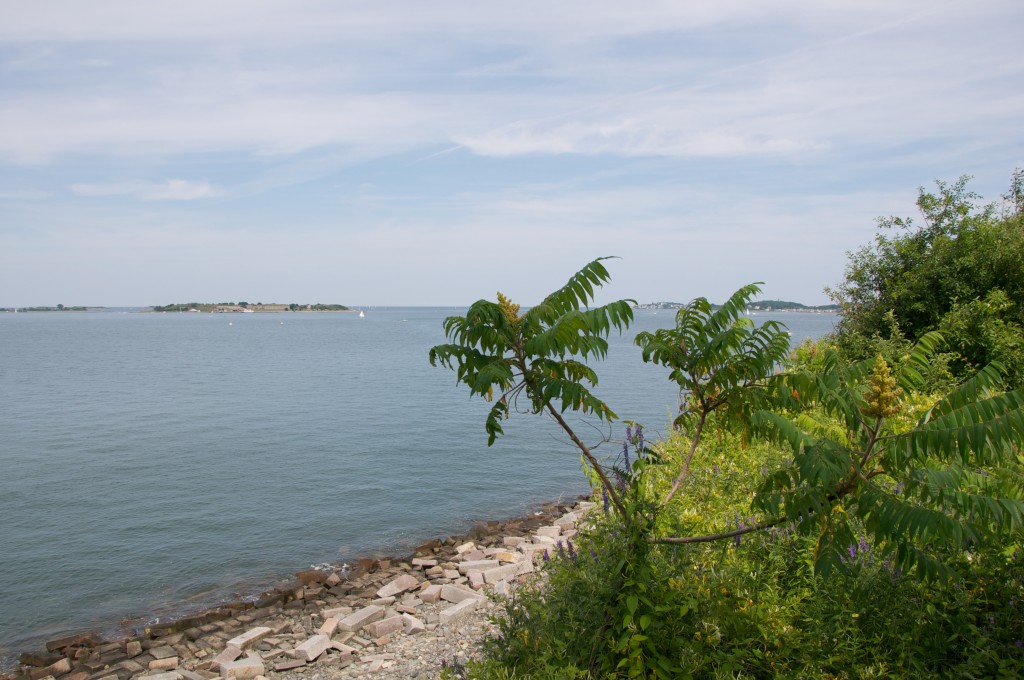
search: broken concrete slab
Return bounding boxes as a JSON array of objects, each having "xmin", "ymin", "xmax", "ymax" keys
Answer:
[
  {"xmin": 224, "ymin": 627, "xmax": 271, "ymax": 650},
  {"xmin": 336, "ymin": 604, "xmax": 384, "ymax": 632},
  {"xmin": 219, "ymin": 656, "xmax": 264, "ymax": 679}
]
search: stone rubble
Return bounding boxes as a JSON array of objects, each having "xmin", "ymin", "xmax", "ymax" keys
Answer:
[{"xmin": 5, "ymin": 500, "xmax": 595, "ymax": 680}]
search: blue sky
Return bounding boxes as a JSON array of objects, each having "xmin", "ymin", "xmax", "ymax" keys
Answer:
[{"xmin": 1, "ymin": 0, "xmax": 1022, "ymax": 307}]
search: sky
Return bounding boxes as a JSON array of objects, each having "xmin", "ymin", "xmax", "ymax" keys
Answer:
[{"xmin": 1, "ymin": 1, "xmax": 1022, "ymax": 308}]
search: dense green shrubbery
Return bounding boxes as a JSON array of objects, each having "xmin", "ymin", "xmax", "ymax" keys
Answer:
[
  {"xmin": 827, "ymin": 170, "xmax": 1024, "ymax": 389},
  {"xmin": 433, "ymin": 255, "xmax": 1024, "ymax": 678},
  {"xmin": 466, "ymin": 430, "xmax": 1024, "ymax": 678}
]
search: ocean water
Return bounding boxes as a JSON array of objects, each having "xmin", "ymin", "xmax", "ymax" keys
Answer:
[{"xmin": 0, "ymin": 307, "xmax": 836, "ymax": 666}]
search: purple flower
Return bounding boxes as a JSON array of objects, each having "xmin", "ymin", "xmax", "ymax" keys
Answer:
[
  {"xmin": 590, "ymin": 549, "xmax": 598, "ymax": 565},
  {"xmin": 623, "ymin": 439, "xmax": 630, "ymax": 468},
  {"xmin": 637, "ymin": 425, "xmax": 644, "ymax": 453},
  {"xmin": 542, "ymin": 549, "xmax": 550, "ymax": 563},
  {"xmin": 713, "ymin": 465, "xmax": 720, "ymax": 474},
  {"xmin": 601, "ymin": 488, "xmax": 609, "ymax": 514}
]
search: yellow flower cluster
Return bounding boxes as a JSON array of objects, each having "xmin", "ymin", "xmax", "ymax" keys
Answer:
[
  {"xmin": 862, "ymin": 355, "xmax": 902, "ymax": 419},
  {"xmin": 496, "ymin": 291, "xmax": 521, "ymax": 325}
]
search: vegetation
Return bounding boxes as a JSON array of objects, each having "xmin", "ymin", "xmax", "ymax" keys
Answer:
[
  {"xmin": 4, "ymin": 305, "xmax": 89, "ymax": 312},
  {"xmin": 635, "ymin": 300, "xmax": 839, "ymax": 312},
  {"xmin": 827, "ymin": 170, "xmax": 1024, "ymax": 388},
  {"xmin": 151, "ymin": 302, "xmax": 350, "ymax": 312},
  {"xmin": 432, "ymin": 243, "xmax": 1024, "ymax": 676}
]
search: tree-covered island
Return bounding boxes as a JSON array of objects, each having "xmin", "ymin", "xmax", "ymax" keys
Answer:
[
  {"xmin": 2, "ymin": 305, "xmax": 91, "ymax": 312},
  {"xmin": 150, "ymin": 302, "xmax": 352, "ymax": 313}
]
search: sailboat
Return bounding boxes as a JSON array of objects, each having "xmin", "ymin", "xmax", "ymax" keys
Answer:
[{"xmin": 359, "ymin": 310, "xmax": 365, "ymax": 318}]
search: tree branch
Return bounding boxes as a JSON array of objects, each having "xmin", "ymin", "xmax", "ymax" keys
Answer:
[{"xmin": 654, "ymin": 515, "xmax": 787, "ymax": 544}]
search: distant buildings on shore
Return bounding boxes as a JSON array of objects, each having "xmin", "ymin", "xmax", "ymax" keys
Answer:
[{"xmin": 634, "ymin": 300, "xmax": 840, "ymax": 313}]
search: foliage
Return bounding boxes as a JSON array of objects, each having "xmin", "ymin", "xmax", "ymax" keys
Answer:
[
  {"xmin": 752, "ymin": 337, "xmax": 1024, "ymax": 579},
  {"xmin": 429, "ymin": 258, "xmax": 635, "ymax": 517},
  {"xmin": 434, "ymin": 260, "xmax": 1024, "ymax": 677},
  {"xmin": 472, "ymin": 432, "xmax": 1024, "ymax": 679},
  {"xmin": 827, "ymin": 170, "xmax": 1024, "ymax": 388},
  {"xmin": 634, "ymin": 283, "xmax": 792, "ymax": 515}
]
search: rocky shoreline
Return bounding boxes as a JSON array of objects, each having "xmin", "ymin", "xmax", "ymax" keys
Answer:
[{"xmin": 4, "ymin": 498, "xmax": 594, "ymax": 680}]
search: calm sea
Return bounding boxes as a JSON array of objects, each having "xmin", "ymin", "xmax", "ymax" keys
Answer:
[{"xmin": 0, "ymin": 307, "xmax": 835, "ymax": 666}]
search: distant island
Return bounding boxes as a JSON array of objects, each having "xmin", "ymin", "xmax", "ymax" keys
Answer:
[
  {"xmin": 1, "ymin": 305, "xmax": 91, "ymax": 312},
  {"xmin": 150, "ymin": 302, "xmax": 353, "ymax": 313},
  {"xmin": 635, "ymin": 299, "xmax": 840, "ymax": 312}
]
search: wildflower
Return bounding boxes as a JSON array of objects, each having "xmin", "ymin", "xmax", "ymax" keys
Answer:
[
  {"xmin": 567, "ymin": 539, "xmax": 577, "ymax": 561},
  {"xmin": 556, "ymin": 540, "xmax": 566, "ymax": 559},
  {"xmin": 542, "ymin": 549, "xmax": 550, "ymax": 563},
  {"xmin": 623, "ymin": 438, "xmax": 630, "ymax": 469},
  {"xmin": 591, "ymin": 549, "xmax": 599, "ymax": 565},
  {"xmin": 637, "ymin": 425, "xmax": 644, "ymax": 453},
  {"xmin": 601, "ymin": 488, "xmax": 609, "ymax": 514}
]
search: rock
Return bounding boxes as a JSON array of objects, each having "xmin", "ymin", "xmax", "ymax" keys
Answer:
[
  {"xmin": 438, "ymin": 599, "xmax": 480, "ymax": 624},
  {"xmin": 362, "ymin": 616, "xmax": 404, "ymax": 639},
  {"xmin": 554, "ymin": 512, "xmax": 578, "ymax": 527},
  {"xmin": 45, "ymin": 633, "xmax": 100, "ymax": 652},
  {"xmin": 482, "ymin": 563, "xmax": 521, "ymax": 584},
  {"xmin": 272, "ymin": 659, "xmax": 305, "ymax": 672},
  {"xmin": 145, "ymin": 672, "xmax": 182, "ymax": 680},
  {"xmin": 19, "ymin": 652, "xmax": 61, "ymax": 667},
  {"xmin": 454, "ymin": 542, "xmax": 476, "ymax": 554},
  {"xmin": 468, "ymin": 572, "xmax": 485, "ymax": 589},
  {"xmin": 337, "ymin": 604, "xmax": 384, "ymax": 632},
  {"xmin": 295, "ymin": 570, "xmax": 327, "ymax": 586},
  {"xmin": 419, "ymin": 585, "xmax": 442, "ymax": 603},
  {"xmin": 375, "ymin": 574, "xmax": 419, "ymax": 599},
  {"xmin": 503, "ymin": 536, "xmax": 526, "ymax": 547},
  {"xmin": 219, "ymin": 656, "xmax": 264, "ymax": 679},
  {"xmin": 209, "ymin": 645, "xmax": 242, "ymax": 670},
  {"xmin": 456, "ymin": 560, "xmax": 499, "ymax": 574},
  {"xmin": 290, "ymin": 635, "xmax": 331, "ymax": 663},
  {"xmin": 411, "ymin": 558, "xmax": 437, "ymax": 567},
  {"xmin": 536, "ymin": 526, "xmax": 562, "ymax": 538},
  {"xmin": 125, "ymin": 640, "xmax": 142, "ymax": 658},
  {"xmin": 317, "ymin": 616, "xmax": 338, "ymax": 636},
  {"xmin": 401, "ymin": 615, "xmax": 426, "ymax": 635},
  {"xmin": 224, "ymin": 628, "xmax": 271, "ymax": 650},
  {"xmin": 149, "ymin": 656, "xmax": 180, "ymax": 671},
  {"xmin": 439, "ymin": 584, "xmax": 486, "ymax": 604}
]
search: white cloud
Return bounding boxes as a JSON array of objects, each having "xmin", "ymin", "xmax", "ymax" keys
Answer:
[{"xmin": 70, "ymin": 179, "xmax": 220, "ymax": 201}]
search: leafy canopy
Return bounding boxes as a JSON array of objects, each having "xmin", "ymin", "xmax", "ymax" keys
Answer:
[
  {"xmin": 429, "ymin": 258, "xmax": 635, "ymax": 515},
  {"xmin": 754, "ymin": 336, "xmax": 1024, "ymax": 578},
  {"xmin": 828, "ymin": 170, "xmax": 1024, "ymax": 387}
]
